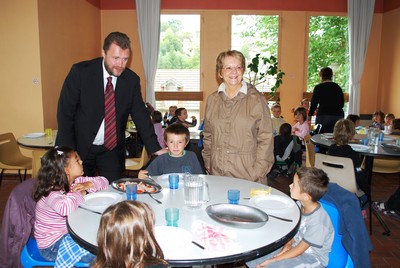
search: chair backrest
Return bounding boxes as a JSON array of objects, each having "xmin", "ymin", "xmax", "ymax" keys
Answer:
[
  {"xmin": 304, "ymin": 134, "xmax": 315, "ymax": 167},
  {"xmin": 32, "ymin": 150, "xmax": 47, "ymax": 178},
  {"xmin": 320, "ymin": 199, "xmax": 354, "ymax": 268},
  {"xmin": 0, "ymin": 132, "xmax": 27, "ymax": 167},
  {"xmin": 315, "ymin": 153, "xmax": 358, "ymax": 194},
  {"xmin": 125, "ymin": 146, "xmax": 150, "ymax": 171}
]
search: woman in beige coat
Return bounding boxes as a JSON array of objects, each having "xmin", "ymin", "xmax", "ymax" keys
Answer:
[{"xmin": 202, "ymin": 50, "xmax": 274, "ymax": 183}]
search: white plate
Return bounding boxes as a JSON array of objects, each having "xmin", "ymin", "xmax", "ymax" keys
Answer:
[
  {"xmin": 322, "ymin": 133, "xmax": 334, "ymax": 139},
  {"xmin": 349, "ymin": 144, "xmax": 370, "ymax": 152},
  {"xmin": 81, "ymin": 192, "xmax": 122, "ymax": 210},
  {"xmin": 154, "ymin": 226, "xmax": 192, "ymax": 257},
  {"xmin": 23, "ymin": 132, "xmax": 45, "ymax": 138},
  {"xmin": 156, "ymin": 173, "xmax": 185, "ymax": 187},
  {"xmin": 249, "ymin": 195, "xmax": 295, "ymax": 211}
]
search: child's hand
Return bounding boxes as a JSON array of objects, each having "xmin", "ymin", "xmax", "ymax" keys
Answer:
[
  {"xmin": 72, "ymin": 181, "xmax": 94, "ymax": 193},
  {"xmin": 138, "ymin": 170, "xmax": 149, "ymax": 179},
  {"xmin": 256, "ymin": 259, "xmax": 275, "ymax": 268}
]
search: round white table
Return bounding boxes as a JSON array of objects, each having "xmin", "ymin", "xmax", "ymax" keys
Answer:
[{"xmin": 67, "ymin": 175, "xmax": 301, "ymax": 266}]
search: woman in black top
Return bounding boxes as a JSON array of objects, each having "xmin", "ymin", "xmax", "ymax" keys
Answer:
[{"xmin": 309, "ymin": 67, "xmax": 344, "ymax": 133}]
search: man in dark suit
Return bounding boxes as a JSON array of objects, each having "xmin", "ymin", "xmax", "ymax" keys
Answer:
[{"xmin": 56, "ymin": 32, "xmax": 163, "ymax": 182}]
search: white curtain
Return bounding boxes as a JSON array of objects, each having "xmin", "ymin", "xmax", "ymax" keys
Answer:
[
  {"xmin": 347, "ymin": 0, "xmax": 375, "ymax": 114},
  {"xmin": 136, "ymin": 0, "xmax": 161, "ymax": 108}
]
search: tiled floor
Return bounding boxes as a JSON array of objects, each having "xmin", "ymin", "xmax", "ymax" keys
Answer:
[{"xmin": 1, "ymin": 172, "xmax": 399, "ymax": 267}]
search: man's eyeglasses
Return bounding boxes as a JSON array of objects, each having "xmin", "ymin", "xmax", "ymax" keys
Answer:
[{"xmin": 222, "ymin": 66, "xmax": 244, "ymax": 72}]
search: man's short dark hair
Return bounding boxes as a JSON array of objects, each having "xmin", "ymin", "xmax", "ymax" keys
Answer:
[{"xmin": 103, "ymin": 32, "xmax": 131, "ymax": 52}]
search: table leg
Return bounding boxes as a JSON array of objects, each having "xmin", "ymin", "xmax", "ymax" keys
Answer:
[{"xmin": 364, "ymin": 155, "xmax": 391, "ymax": 236}]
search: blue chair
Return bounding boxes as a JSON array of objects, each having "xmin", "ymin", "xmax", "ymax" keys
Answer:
[
  {"xmin": 20, "ymin": 237, "xmax": 90, "ymax": 268},
  {"xmin": 320, "ymin": 199, "xmax": 354, "ymax": 268}
]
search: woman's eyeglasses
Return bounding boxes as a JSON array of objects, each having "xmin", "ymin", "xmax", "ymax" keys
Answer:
[{"xmin": 222, "ymin": 66, "xmax": 244, "ymax": 72}]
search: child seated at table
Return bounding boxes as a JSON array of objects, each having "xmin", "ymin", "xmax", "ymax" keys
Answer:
[
  {"xmin": 327, "ymin": 119, "xmax": 370, "ymax": 197},
  {"xmin": 92, "ymin": 200, "xmax": 168, "ymax": 268},
  {"xmin": 152, "ymin": 110, "xmax": 166, "ymax": 148},
  {"xmin": 371, "ymin": 110, "xmax": 385, "ymax": 130},
  {"xmin": 33, "ymin": 146, "xmax": 109, "ymax": 267},
  {"xmin": 346, "ymin": 114, "xmax": 361, "ymax": 127},
  {"xmin": 384, "ymin": 113, "xmax": 395, "ymax": 133},
  {"xmin": 138, "ymin": 124, "xmax": 204, "ymax": 177},
  {"xmin": 163, "ymin": 105, "xmax": 177, "ymax": 126},
  {"xmin": 271, "ymin": 103, "xmax": 286, "ymax": 136},
  {"xmin": 171, "ymin": 107, "xmax": 197, "ymax": 128},
  {"xmin": 268, "ymin": 123, "xmax": 302, "ymax": 179},
  {"xmin": 292, "ymin": 106, "xmax": 310, "ymax": 143},
  {"xmin": 247, "ymin": 167, "xmax": 333, "ymax": 268}
]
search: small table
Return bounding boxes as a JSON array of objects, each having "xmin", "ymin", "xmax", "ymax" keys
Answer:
[
  {"xmin": 67, "ymin": 175, "xmax": 301, "ymax": 266},
  {"xmin": 311, "ymin": 133, "xmax": 400, "ymax": 235}
]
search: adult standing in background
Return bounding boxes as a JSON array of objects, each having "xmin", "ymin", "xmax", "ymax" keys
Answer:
[
  {"xmin": 56, "ymin": 32, "xmax": 164, "ymax": 182},
  {"xmin": 308, "ymin": 67, "xmax": 344, "ymax": 133},
  {"xmin": 202, "ymin": 50, "xmax": 274, "ymax": 183}
]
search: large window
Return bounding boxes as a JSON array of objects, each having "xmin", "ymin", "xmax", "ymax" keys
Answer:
[
  {"xmin": 155, "ymin": 14, "xmax": 201, "ymax": 122},
  {"xmin": 307, "ymin": 16, "xmax": 349, "ymax": 92},
  {"xmin": 231, "ymin": 15, "xmax": 279, "ymax": 93}
]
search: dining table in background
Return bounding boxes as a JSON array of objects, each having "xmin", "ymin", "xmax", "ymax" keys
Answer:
[
  {"xmin": 17, "ymin": 131, "xmax": 57, "ymax": 178},
  {"xmin": 67, "ymin": 175, "xmax": 301, "ymax": 266},
  {"xmin": 311, "ymin": 133, "xmax": 400, "ymax": 235}
]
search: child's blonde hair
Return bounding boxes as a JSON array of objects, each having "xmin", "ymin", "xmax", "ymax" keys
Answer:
[
  {"xmin": 333, "ymin": 119, "xmax": 355, "ymax": 146},
  {"xmin": 93, "ymin": 201, "xmax": 167, "ymax": 268}
]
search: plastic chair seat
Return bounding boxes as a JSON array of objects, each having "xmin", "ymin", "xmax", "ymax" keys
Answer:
[
  {"xmin": 125, "ymin": 146, "xmax": 150, "ymax": 172},
  {"xmin": 20, "ymin": 237, "xmax": 90, "ymax": 267}
]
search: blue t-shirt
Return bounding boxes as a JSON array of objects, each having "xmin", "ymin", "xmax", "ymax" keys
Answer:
[{"xmin": 147, "ymin": 150, "xmax": 204, "ymax": 175}]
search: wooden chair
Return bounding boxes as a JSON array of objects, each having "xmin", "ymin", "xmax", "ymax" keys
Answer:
[
  {"xmin": 0, "ymin": 133, "xmax": 32, "ymax": 186},
  {"xmin": 304, "ymin": 134, "xmax": 315, "ymax": 167},
  {"xmin": 32, "ymin": 149, "xmax": 48, "ymax": 178},
  {"xmin": 125, "ymin": 146, "xmax": 150, "ymax": 176},
  {"xmin": 362, "ymin": 158, "xmax": 400, "ymax": 174}
]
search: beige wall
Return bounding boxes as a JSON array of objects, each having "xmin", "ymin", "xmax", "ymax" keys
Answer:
[
  {"xmin": 379, "ymin": 8, "xmax": 400, "ymax": 116},
  {"xmin": 0, "ymin": 0, "xmax": 43, "ymax": 151}
]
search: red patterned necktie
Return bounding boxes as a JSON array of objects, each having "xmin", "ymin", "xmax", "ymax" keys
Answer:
[{"xmin": 104, "ymin": 76, "xmax": 117, "ymax": 150}]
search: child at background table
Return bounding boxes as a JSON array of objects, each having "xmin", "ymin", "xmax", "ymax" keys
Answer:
[
  {"xmin": 271, "ymin": 103, "xmax": 286, "ymax": 136},
  {"xmin": 138, "ymin": 124, "xmax": 204, "ymax": 177},
  {"xmin": 171, "ymin": 107, "xmax": 197, "ymax": 128},
  {"xmin": 371, "ymin": 110, "xmax": 385, "ymax": 130},
  {"xmin": 92, "ymin": 200, "xmax": 168, "ymax": 268},
  {"xmin": 247, "ymin": 167, "xmax": 333, "ymax": 268},
  {"xmin": 152, "ymin": 110, "xmax": 166, "ymax": 148},
  {"xmin": 33, "ymin": 146, "xmax": 109, "ymax": 266},
  {"xmin": 384, "ymin": 113, "xmax": 395, "ymax": 133},
  {"xmin": 346, "ymin": 114, "xmax": 360, "ymax": 127},
  {"xmin": 292, "ymin": 106, "xmax": 310, "ymax": 142},
  {"xmin": 327, "ymin": 119, "xmax": 370, "ymax": 197},
  {"xmin": 163, "ymin": 105, "xmax": 177, "ymax": 127}
]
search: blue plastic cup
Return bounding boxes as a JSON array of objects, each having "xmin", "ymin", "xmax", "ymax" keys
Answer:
[
  {"xmin": 379, "ymin": 132, "xmax": 384, "ymax": 141},
  {"xmin": 165, "ymin": 208, "xmax": 179, "ymax": 227},
  {"xmin": 361, "ymin": 138, "xmax": 369, "ymax": 145},
  {"xmin": 228, "ymin": 189, "xmax": 240, "ymax": 204},
  {"xmin": 125, "ymin": 184, "xmax": 137, "ymax": 200},
  {"xmin": 168, "ymin": 174, "xmax": 179, "ymax": 189}
]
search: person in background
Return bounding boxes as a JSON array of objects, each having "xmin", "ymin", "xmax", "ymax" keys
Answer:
[
  {"xmin": 371, "ymin": 110, "xmax": 385, "ymax": 130},
  {"xmin": 163, "ymin": 105, "xmax": 177, "ymax": 127},
  {"xmin": 202, "ymin": 50, "xmax": 274, "ymax": 183},
  {"xmin": 33, "ymin": 147, "xmax": 109, "ymax": 266},
  {"xmin": 138, "ymin": 124, "xmax": 204, "ymax": 178},
  {"xmin": 93, "ymin": 200, "xmax": 168, "ymax": 268},
  {"xmin": 246, "ymin": 167, "xmax": 333, "ymax": 268},
  {"xmin": 292, "ymin": 106, "xmax": 310, "ymax": 142},
  {"xmin": 152, "ymin": 110, "xmax": 165, "ymax": 148},
  {"xmin": 271, "ymin": 103, "xmax": 286, "ymax": 136},
  {"xmin": 346, "ymin": 114, "xmax": 361, "ymax": 127},
  {"xmin": 308, "ymin": 67, "xmax": 344, "ymax": 133},
  {"xmin": 390, "ymin": 118, "xmax": 400, "ymax": 135},
  {"xmin": 171, "ymin": 107, "xmax": 197, "ymax": 128},
  {"xmin": 327, "ymin": 119, "xmax": 370, "ymax": 197},
  {"xmin": 56, "ymin": 32, "xmax": 164, "ymax": 183},
  {"xmin": 384, "ymin": 113, "xmax": 395, "ymax": 133}
]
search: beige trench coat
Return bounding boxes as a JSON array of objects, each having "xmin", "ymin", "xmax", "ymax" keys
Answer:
[{"xmin": 202, "ymin": 84, "xmax": 274, "ymax": 183}]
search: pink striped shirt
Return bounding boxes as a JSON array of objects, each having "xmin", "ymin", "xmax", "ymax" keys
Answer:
[{"xmin": 34, "ymin": 176, "xmax": 109, "ymax": 249}]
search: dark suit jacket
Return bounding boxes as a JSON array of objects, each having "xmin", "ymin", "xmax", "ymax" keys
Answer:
[{"xmin": 56, "ymin": 57, "xmax": 160, "ymax": 160}]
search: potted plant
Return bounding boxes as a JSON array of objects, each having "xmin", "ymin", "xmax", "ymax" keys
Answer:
[{"xmin": 246, "ymin": 54, "xmax": 285, "ymax": 101}]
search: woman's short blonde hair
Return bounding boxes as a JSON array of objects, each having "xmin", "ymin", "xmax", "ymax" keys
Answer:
[
  {"xmin": 333, "ymin": 119, "xmax": 355, "ymax": 146},
  {"xmin": 216, "ymin": 50, "xmax": 246, "ymax": 77}
]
